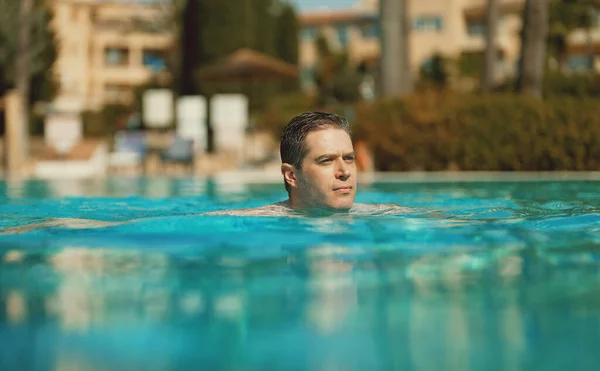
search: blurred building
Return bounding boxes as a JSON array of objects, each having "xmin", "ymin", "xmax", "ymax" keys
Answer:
[
  {"xmin": 298, "ymin": 0, "xmax": 600, "ymax": 92},
  {"xmin": 50, "ymin": 0, "xmax": 173, "ymax": 113},
  {"xmin": 459, "ymin": 0, "xmax": 524, "ymax": 82},
  {"xmin": 299, "ymin": 8, "xmax": 379, "ymax": 91},
  {"xmin": 566, "ymin": 8, "xmax": 600, "ymax": 72}
]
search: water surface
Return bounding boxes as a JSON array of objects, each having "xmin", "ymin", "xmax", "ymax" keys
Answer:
[{"xmin": 1, "ymin": 176, "xmax": 599, "ymax": 371}]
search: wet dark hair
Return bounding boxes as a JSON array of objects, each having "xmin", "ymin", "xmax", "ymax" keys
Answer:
[{"xmin": 280, "ymin": 112, "xmax": 351, "ymax": 193}]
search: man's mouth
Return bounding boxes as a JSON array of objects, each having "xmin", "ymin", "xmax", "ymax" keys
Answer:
[{"xmin": 333, "ymin": 186, "xmax": 353, "ymax": 192}]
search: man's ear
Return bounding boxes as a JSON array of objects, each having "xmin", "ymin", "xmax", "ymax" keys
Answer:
[{"xmin": 281, "ymin": 163, "xmax": 298, "ymax": 189}]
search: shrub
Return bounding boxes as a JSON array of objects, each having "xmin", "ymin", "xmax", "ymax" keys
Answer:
[
  {"xmin": 352, "ymin": 93, "xmax": 600, "ymax": 171},
  {"xmin": 543, "ymin": 72, "xmax": 600, "ymax": 98},
  {"xmin": 419, "ymin": 53, "xmax": 450, "ymax": 90},
  {"xmin": 82, "ymin": 104, "xmax": 131, "ymax": 138},
  {"xmin": 256, "ymin": 92, "xmax": 315, "ymax": 137}
]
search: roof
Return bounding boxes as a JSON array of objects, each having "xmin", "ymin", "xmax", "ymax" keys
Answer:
[{"xmin": 300, "ymin": 9, "xmax": 378, "ymax": 26}]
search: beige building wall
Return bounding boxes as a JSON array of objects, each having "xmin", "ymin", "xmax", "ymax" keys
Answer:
[
  {"xmin": 299, "ymin": 23, "xmax": 380, "ymax": 70},
  {"xmin": 298, "ymin": 0, "xmax": 528, "ymax": 90},
  {"xmin": 409, "ymin": 0, "xmax": 469, "ymax": 69},
  {"xmin": 51, "ymin": 0, "xmax": 174, "ymax": 112},
  {"xmin": 298, "ymin": 9, "xmax": 380, "ymax": 90}
]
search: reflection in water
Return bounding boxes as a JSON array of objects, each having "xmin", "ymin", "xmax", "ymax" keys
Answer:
[
  {"xmin": 6, "ymin": 290, "xmax": 26, "ymax": 325},
  {"xmin": 1, "ymin": 242, "xmax": 598, "ymax": 371},
  {"xmin": 1, "ymin": 178, "xmax": 600, "ymax": 370},
  {"xmin": 306, "ymin": 245, "xmax": 357, "ymax": 335},
  {"xmin": 6, "ymin": 177, "xmax": 25, "ymax": 199}
]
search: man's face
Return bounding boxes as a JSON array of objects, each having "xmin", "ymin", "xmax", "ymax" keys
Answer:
[{"xmin": 293, "ymin": 128, "xmax": 357, "ymax": 211}]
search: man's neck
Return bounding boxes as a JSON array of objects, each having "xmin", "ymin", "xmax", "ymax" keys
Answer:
[{"xmin": 286, "ymin": 197, "xmax": 352, "ymax": 216}]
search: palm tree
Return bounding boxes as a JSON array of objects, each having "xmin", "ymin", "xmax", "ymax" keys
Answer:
[
  {"xmin": 517, "ymin": 0, "xmax": 550, "ymax": 98},
  {"xmin": 482, "ymin": 0, "xmax": 499, "ymax": 92},
  {"xmin": 379, "ymin": 0, "xmax": 412, "ymax": 97},
  {"xmin": 0, "ymin": 0, "xmax": 57, "ymax": 165}
]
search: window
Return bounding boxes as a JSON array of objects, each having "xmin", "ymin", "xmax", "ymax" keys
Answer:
[
  {"xmin": 414, "ymin": 16, "xmax": 443, "ymax": 32},
  {"xmin": 567, "ymin": 54, "xmax": 593, "ymax": 72},
  {"xmin": 142, "ymin": 49, "xmax": 167, "ymax": 72},
  {"xmin": 467, "ymin": 20, "xmax": 486, "ymax": 37},
  {"xmin": 301, "ymin": 27, "xmax": 318, "ymax": 40},
  {"xmin": 361, "ymin": 23, "xmax": 380, "ymax": 39},
  {"xmin": 104, "ymin": 47, "xmax": 129, "ymax": 66},
  {"xmin": 336, "ymin": 24, "xmax": 349, "ymax": 46},
  {"xmin": 301, "ymin": 67, "xmax": 316, "ymax": 85}
]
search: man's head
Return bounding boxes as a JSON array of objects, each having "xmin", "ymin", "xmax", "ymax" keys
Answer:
[{"xmin": 280, "ymin": 112, "xmax": 357, "ymax": 211}]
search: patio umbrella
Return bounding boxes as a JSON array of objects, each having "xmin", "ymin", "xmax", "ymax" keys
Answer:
[
  {"xmin": 196, "ymin": 47, "xmax": 299, "ymax": 133},
  {"xmin": 196, "ymin": 48, "xmax": 299, "ymax": 83}
]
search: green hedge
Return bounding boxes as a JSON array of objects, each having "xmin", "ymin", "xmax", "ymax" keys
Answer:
[
  {"xmin": 352, "ymin": 93, "xmax": 600, "ymax": 171},
  {"xmin": 543, "ymin": 72, "xmax": 600, "ymax": 98}
]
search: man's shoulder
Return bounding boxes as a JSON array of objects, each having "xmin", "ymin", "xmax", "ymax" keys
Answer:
[
  {"xmin": 204, "ymin": 202, "xmax": 412, "ymax": 217},
  {"xmin": 351, "ymin": 203, "xmax": 412, "ymax": 215},
  {"xmin": 204, "ymin": 201, "xmax": 293, "ymax": 216}
]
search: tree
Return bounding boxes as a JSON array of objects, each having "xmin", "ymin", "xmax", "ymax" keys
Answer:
[
  {"xmin": 0, "ymin": 0, "xmax": 57, "ymax": 103},
  {"xmin": 276, "ymin": 4, "xmax": 299, "ymax": 65},
  {"xmin": 517, "ymin": 0, "xmax": 550, "ymax": 98},
  {"xmin": 379, "ymin": 0, "xmax": 412, "ymax": 98},
  {"xmin": 314, "ymin": 33, "xmax": 336, "ymax": 107},
  {"xmin": 312, "ymin": 33, "xmax": 362, "ymax": 107},
  {"xmin": 276, "ymin": 3, "xmax": 299, "ymax": 92},
  {"xmin": 179, "ymin": 0, "xmax": 297, "ymax": 89},
  {"xmin": 175, "ymin": 0, "xmax": 299, "ymax": 151},
  {"xmin": 482, "ymin": 0, "xmax": 499, "ymax": 92},
  {"xmin": 0, "ymin": 0, "xmax": 57, "ymax": 153},
  {"xmin": 178, "ymin": 0, "xmax": 202, "ymax": 95},
  {"xmin": 419, "ymin": 53, "xmax": 449, "ymax": 89}
]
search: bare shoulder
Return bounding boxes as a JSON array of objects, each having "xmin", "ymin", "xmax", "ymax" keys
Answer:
[
  {"xmin": 0, "ymin": 218, "xmax": 126, "ymax": 235},
  {"xmin": 351, "ymin": 203, "xmax": 413, "ymax": 215},
  {"xmin": 203, "ymin": 201, "xmax": 294, "ymax": 217},
  {"xmin": 377, "ymin": 203, "xmax": 413, "ymax": 213}
]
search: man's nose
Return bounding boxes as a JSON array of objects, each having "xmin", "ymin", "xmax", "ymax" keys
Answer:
[{"xmin": 336, "ymin": 160, "xmax": 351, "ymax": 179}]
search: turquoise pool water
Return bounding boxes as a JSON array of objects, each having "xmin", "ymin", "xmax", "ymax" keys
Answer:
[{"xmin": 1, "ymin": 176, "xmax": 599, "ymax": 371}]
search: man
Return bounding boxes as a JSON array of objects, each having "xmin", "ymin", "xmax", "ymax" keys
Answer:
[
  {"xmin": 206, "ymin": 112, "xmax": 356, "ymax": 216},
  {"xmin": 207, "ymin": 112, "xmax": 407, "ymax": 216}
]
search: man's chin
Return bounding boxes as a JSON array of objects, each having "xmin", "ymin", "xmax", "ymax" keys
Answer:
[
  {"xmin": 323, "ymin": 200, "xmax": 355, "ymax": 212},
  {"xmin": 331, "ymin": 203, "xmax": 353, "ymax": 211}
]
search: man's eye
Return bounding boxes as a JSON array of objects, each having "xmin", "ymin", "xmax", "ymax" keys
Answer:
[
  {"xmin": 320, "ymin": 159, "xmax": 332, "ymax": 164},
  {"xmin": 344, "ymin": 156, "xmax": 355, "ymax": 162}
]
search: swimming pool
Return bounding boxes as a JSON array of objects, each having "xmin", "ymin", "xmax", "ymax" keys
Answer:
[{"xmin": 1, "ymin": 174, "xmax": 599, "ymax": 371}]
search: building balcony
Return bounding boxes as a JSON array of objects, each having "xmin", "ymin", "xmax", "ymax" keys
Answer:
[
  {"xmin": 567, "ymin": 28, "xmax": 600, "ymax": 52},
  {"xmin": 461, "ymin": 35, "xmax": 486, "ymax": 52},
  {"xmin": 463, "ymin": 0, "xmax": 525, "ymax": 19},
  {"xmin": 94, "ymin": 30, "xmax": 173, "ymax": 50},
  {"xmin": 460, "ymin": 33, "xmax": 514, "ymax": 54},
  {"xmin": 98, "ymin": 66, "xmax": 159, "ymax": 85}
]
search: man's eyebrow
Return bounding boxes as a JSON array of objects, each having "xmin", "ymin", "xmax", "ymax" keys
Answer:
[
  {"xmin": 314, "ymin": 153, "xmax": 336, "ymax": 160},
  {"xmin": 314, "ymin": 152, "xmax": 356, "ymax": 160}
]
